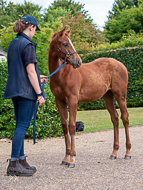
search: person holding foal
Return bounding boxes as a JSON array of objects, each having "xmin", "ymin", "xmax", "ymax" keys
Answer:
[{"xmin": 3, "ymin": 15, "xmax": 48, "ymax": 176}]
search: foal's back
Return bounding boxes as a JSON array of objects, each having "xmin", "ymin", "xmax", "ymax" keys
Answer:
[{"xmin": 76, "ymin": 58, "xmax": 128, "ymax": 102}]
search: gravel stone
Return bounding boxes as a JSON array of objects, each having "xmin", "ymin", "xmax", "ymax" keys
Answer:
[{"xmin": 0, "ymin": 126, "xmax": 143, "ymax": 190}]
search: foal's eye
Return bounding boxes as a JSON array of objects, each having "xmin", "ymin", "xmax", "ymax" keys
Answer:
[{"xmin": 63, "ymin": 43, "xmax": 68, "ymax": 47}]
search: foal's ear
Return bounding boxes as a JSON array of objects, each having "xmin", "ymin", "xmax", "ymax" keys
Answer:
[
  {"xmin": 66, "ymin": 29, "xmax": 71, "ymax": 36},
  {"xmin": 58, "ymin": 26, "xmax": 67, "ymax": 37}
]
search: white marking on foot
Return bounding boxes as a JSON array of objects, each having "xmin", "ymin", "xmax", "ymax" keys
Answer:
[{"xmin": 72, "ymin": 156, "xmax": 75, "ymax": 162}]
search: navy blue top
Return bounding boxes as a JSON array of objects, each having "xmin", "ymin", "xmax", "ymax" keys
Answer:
[
  {"xmin": 3, "ymin": 33, "xmax": 41, "ymax": 100},
  {"xmin": 23, "ymin": 43, "xmax": 37, "ymax": 67}
]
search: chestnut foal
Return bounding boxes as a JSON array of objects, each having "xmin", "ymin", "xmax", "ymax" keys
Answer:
[{"xmin": 48, "ymin": 27, "xmax": 131, "ymax": 168}]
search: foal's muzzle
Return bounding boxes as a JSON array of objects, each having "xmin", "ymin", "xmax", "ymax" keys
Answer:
[{"xmin": 71, "ymin": 57, "xmax": 82, "ymax": 69}]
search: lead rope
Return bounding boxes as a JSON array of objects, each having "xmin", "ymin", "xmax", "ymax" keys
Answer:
[{"xmin": 33, "ymin": 62, "xmax": 67, "ymax": 144}]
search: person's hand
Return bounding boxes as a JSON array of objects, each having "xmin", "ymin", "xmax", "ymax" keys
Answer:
[
  {"xmin": 40, "ymin": 75, "xmax": 48, "ymax": 84},
  {"xmin": 37, "ymin": 96, "xmax": 45, "ymax": 106}
]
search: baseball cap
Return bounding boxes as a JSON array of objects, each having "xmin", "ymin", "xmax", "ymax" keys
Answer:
[{"xmin": 20, "ymin": 15, "xmax": 41, "ymax": 31}]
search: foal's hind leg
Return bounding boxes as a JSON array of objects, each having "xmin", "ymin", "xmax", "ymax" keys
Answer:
[
  {"xmin": 55, "ymin": 97, "xmax": 71, "ymax": 165},
  {"xmin": 103, "ymin": 90, "xmax": 119, "ymax": 159},
  {"xmin": 114, "ymin": 94, "xmax": 131, "ymax": 159}
]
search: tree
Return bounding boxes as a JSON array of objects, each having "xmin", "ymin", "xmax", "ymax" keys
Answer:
[
  {"xmin": 0, "ymin": 0, "xmax": 14, "ymax": 29},
  {"xmin": 0, "ymin": 0, "xmax": 43, "ymax": 29},
  {"xmin": 46, "ymin": 0, "xmax": 85, "ymax": 16},
  {"xmin": 61, "ymin": 13, "xmax": 107, "ymax": 53},
  {"xmin": 42, "ymin": 0, "xmax": 106, "ymax": 53},
  {"xmin": 43, "ymin": 6, "xmax": 72, "ymax": 28},
  {"xmin": 15, "ymin": 0, "xmax": 42, "ymax": 19},
  {"xmin": 108, "ymin": 0, "xmax": 139, "ymax": 19},
  {"xmin": 104, "ymin": 0, "xmax": 143, "ymax": 43},
  {"xmin": 43, "ymin": 0, "xmax": 92, "ymax": 24}
]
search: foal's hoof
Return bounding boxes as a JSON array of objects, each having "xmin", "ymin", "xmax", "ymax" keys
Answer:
[
  {"xmin": 61, "ymin": 161, "xmax": 68, "ymax": 165},
  {"xmin": 68, "ymin": 163, "xmax": 75, "ymax": 168},
  {"xmin": 110, "ymin": 155, "xmax": 117, "ymax": 160},
  {"xmin": 124, "ymin": 155, "xmax": 131, "ymax": 160}
]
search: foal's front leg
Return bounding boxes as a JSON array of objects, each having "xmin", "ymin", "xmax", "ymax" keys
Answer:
[
  {"xmin": 68, "ymin": 97, "xmax": 78, "ymax": 168},
  {"xmin": 55, "ymin": 97, "xmax": 71, "ymax": 165}
]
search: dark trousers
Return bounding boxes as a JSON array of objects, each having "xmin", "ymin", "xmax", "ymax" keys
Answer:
[{"xmin": 11, "ymin": 97, "xmax": 36, "ymax": 160}]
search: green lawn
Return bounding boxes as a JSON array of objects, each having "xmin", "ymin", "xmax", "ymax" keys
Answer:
[{"xmin": 76, "ymin": 107, "xmax": 143, "ymax": 133}]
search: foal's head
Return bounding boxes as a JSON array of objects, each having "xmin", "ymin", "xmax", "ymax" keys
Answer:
[{"xmin": 50, "ymin": 27, "xmax": 82, "ymax": 69}]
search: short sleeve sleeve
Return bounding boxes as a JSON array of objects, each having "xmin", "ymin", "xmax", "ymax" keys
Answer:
[{"xmin": 23, "ymin": 43, "xmax": 37, "ymax": 67}]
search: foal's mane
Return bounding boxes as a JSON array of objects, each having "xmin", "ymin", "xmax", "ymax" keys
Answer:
[{"xmin": 51, "ymin": 31, "xmax": 59, "ymax": 39}]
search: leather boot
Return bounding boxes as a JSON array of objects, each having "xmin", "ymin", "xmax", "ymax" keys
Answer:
[
  {"xmin": 19, "ymin": 157, "xmax": 37, "ymax": 173},
  {"xmin": 7, "ymin": 159, "xmax": 34, "ymax": 176}
]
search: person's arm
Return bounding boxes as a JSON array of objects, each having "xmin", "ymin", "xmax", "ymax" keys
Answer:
[{"xmin": 26, "ymin": 63, "xmax": 45, "ymax": 106}]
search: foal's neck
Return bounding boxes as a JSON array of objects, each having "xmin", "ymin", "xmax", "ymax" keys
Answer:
[{"xmin": 48, "ymin": 53, "xmax": 63, "ymax": 75}]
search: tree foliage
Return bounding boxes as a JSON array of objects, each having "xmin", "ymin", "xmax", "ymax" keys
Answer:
[
  {"xmin": 0, "ymin": 0, "xmax": 104, "ymax": 53},
  {"xmin": 108, "ymin": 0, "xmax": 139, "ymax": 19},
  {"xmin": 61, "ymin": 13, "xmax": 107, "ymax": 53},
  {"xmin": 43, "ymin": 0, "xmax": 93, "ymax": 27},
  {"xmin": 43, "ymin": 7, "xmax": 72, "ymax": 28},
  {"xmin": 45, "ymin": 0, "xmax": 89, "ymax": 19},
  {"xmin": 104, "ymin": 0, "xmax": 143, "ymax": 42},
  {"xmin": 0, "ymin": 0, "xmax": 42, "ymax": 29}
]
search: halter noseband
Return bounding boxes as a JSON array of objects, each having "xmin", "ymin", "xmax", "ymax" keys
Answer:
[{"xmin": 55, "ymin": 35, "xmax": 77, "ymax": 63}]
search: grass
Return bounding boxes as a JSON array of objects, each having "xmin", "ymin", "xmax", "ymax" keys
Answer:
[{"xmin": 76, "ymin": 107, "xmax": 143, "ymax": 133}]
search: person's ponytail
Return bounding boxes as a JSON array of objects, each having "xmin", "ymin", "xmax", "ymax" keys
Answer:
[{"xmin": 13, "ymin": 19, "xmax": 29, "ymax": 33}]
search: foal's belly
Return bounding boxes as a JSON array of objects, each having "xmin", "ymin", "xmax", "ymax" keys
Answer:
[{"xmin": 78, "ymin": 82, "xmax": 109, "ymax": 103}]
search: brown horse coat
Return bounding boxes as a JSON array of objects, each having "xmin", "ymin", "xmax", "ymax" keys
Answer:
[{"xmin": 48, "ymin": 27, "xmax": 131, "ymax": 168}]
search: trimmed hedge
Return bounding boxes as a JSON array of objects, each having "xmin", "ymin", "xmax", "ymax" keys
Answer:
[
  {"xmin": 1, "ymin": 46, "xmax": 143, "ymax": 138},
  {"xmin": 77, "ymin": 46, "xmax": 143, "ymax": 110},
  {"xmin": 1, "ymin": 46, "xmax": 143, "ymax": 139},
  {"xmin": 0, "ymin": 61, "xmax": 63, "ymax": 139}
]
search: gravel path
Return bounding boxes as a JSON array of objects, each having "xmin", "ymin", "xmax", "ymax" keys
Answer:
[{"xmin": 0, "ymin": 126, "xmax": 143, "ymax": 190}]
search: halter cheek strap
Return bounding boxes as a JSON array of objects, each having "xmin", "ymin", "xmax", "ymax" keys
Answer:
[{"xmin": 55, "ymin": 35, "xmax": 77, "ymax": 63}]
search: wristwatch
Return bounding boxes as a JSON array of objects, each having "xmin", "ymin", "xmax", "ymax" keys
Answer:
[{"xmin": 36, "ymin": 91, "xmax": 43, "ymax": 97}]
